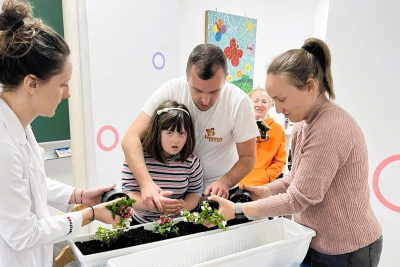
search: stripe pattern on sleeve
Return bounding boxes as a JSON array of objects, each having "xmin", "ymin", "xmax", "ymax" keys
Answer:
[{"xmin": 122, "ymin": 151, "xmax": 203, "ymax": 223}]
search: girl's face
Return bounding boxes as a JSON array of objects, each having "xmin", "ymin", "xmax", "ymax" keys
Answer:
[
  {"xmin": 265, "ymin": 74, "xmax": 316, "ymax": 122},
  {"xmin": 32, "ymin": 57, "xmax": 72, "ymax": 117},
  {"xmin": 161, "ymin": 126, "xmax": 188, "ymax": 158},
  {"xmin": 250, "ymin": 90, "xmax": 270, "ymax": 120}
]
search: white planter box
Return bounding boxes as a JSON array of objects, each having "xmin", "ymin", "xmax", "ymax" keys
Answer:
[
  {"xmin": 68, "ymin": 218, "xmax": 262, "ymax": 267},
  {"xmin": 107, "ymin": 218, "xmax": 316, "ymax": 267}
]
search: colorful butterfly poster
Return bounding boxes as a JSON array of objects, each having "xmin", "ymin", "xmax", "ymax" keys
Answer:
[{"xmin": 206, "ymin": 10, "xmax": 257, "ymax": 93}]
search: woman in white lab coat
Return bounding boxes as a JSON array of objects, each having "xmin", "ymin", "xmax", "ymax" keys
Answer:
[{"xmin": 0, "ymin": 1, "xmax": 121, "ymax": 266}]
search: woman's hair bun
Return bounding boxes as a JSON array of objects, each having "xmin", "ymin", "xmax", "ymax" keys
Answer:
[{"xmin": 0, "ymin": 0, "xmax": 32, "ymax": 31}]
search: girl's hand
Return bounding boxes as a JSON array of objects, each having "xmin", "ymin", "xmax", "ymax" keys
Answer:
[
  {"xmin": 174, "ymin": 199, "xmax": 187, "ymax": 216},
  {"xmin": 80, "ymin": 184, "xmax": 117, "ymax": 206},
  {"xmin": 159, "ymin": 191, "xmax": 181, "ymax": 215},
  {"xmin": 243, "ymin": 184, "xmax": 273, "ymax": 201}
]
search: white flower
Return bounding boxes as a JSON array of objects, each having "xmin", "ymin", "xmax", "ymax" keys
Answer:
[
  {"xmin": 208, "ymin": 207, "xmax": 212, "ymax": 211},
  {"xmin": 203, "ymin": 201, "xmax": 206, "ymax": 204},
  {"xmin": 180, "ymin": 210, "xmax": 184, "ymax": 215},
  {"xmin": 222, "ymin": 221, "xmax": 227, "ymax": 227},
  {"xmin": 193, "ymin": 212, "xmax": 199, "ymax": 217},
  {"xmin": 201, "ymin": 206, "xmax": 205, "ymax": 210},
  {"xmin": 183, "ymin": 217, "xmax": 187, "ymax": 222},
  {"xmin": 195, "ymin": 218, "xmax": 198, "ymax": 223}
]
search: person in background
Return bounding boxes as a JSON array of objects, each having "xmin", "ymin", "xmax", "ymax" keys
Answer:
[
  {"xmin": 207, "ymin": 37, "xmax": 382, "ymax": 267},
  {"xmin": 122, "ymin": 100, "xmax": 203, "ymax": 224},
  {"xmin": 121, "ymin": 44, "xmax": 259, "ymax": 212},
  {"xmin": 238, "ymin": 88, "xmax": 286, "ymax": 189},
  {"xmin": 0, "ymin": 1, "xmax": 121, "ymax": 266}
]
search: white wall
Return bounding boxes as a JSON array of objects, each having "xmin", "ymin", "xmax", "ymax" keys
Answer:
[
  {"xmin": 59, "ymin": 0, "xmax": 318, "ymax": 233},
  {"xmin": 178, "ymin": 0, "xmax": 317, "ymax": 123},
  {"xmin": 53, "ymin": 1, "xmax": 400, "ymax": 264},
  {"xmin": 313, "ymin": 0, "xmax": 329, "ymax": 41},
  {"xmin": 72, "ymin": 0, "xmax": 181, "ymax": 193},
  {"xmin": 326, "ymin": 0, "xmax": 400, "ymax": 265},
  {"xmin": 61, "ymin": 0, "xmax": 318, "ymax": 189},
  {"xmin": 42, "ymin": 0, "xmax": 399, "ymax": 264},
  {"xmin": 177, "ymin": 0, "xmax": 317, "ymax": 175}
]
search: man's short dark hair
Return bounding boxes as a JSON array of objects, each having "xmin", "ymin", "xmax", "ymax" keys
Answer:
[{"xmin": 186, "ymin": 44, "xmax": 228, "ymax": 80}]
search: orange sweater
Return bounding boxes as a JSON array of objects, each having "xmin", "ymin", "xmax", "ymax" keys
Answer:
[{"xmin": 239, "ymin": 116, "xmax": 286, "ymax": 187}]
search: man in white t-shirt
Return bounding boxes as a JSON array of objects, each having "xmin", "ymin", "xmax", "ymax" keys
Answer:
[{"xmin": 122, "ymin": 44, "xmax": 259, "ymax": 212}]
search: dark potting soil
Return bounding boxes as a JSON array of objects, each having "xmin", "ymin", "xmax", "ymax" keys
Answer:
[
  {"xmin": 75, "ymin": 219, "xmax": 250, "ymax": 256},
  {"xmin": 75, "ymin": 222, "xmax": 212, "ymax": 256}
]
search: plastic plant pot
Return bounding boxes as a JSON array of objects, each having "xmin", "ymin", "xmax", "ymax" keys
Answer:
[
  {"xmin": 256, "ymin": 120, "xmax": 269, "ymax": 139},
  {"xmin": 230, "ymin": 189, "xmax": 253, "ymax": 203},
  {"xmin": 197, "ymin": 194, "xmax": 219, "ymax": 211},
  {"xmin": 102, "ymin": 189, "xmax": 129, "ymax": 203}
]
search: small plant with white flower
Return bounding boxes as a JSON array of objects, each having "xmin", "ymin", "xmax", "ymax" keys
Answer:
[
  {"xmin": 153, "ymin": 215, "xmax": 179, "ymax": 237},
  {"xmin": 181, "ymin": 201, "xmax": 227, "ymax": 230},
  {"xmin": 94, "ymin": 196, "xmax": 135, "ymax": 247},
  {"xmin": 94, "ymin": 226, "xmax": 124, "ymax": 247}
]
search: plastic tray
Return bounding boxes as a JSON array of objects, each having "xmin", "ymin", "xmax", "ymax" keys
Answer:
[
  {"xmin": 68, "ymin": 217, "xmax": 262, "ymax": 267},
  {"xmin": 107, "ymin": 218, "xmax": 316, "ymax": 267}
]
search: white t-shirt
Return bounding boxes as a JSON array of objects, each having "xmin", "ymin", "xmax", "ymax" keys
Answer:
[{"xmin": 143, "ymin": 77, "xmax": 259, "ymax": 188}]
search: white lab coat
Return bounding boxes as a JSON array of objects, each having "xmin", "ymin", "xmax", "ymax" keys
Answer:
[{"xmin": 0, "ymin": 99, "xmax": 83, "ymax": 267}]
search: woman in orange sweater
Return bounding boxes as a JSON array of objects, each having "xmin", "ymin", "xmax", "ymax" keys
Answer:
[{"xmin": 239, "ymin": 88, "xmax": 286, "ymax": 188}]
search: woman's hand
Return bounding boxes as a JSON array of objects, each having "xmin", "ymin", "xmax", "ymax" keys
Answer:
[
  {"xmin": 92, "ymin": 200, "xmax": 123, "ymax": 224},
  {"xmin": 243, "ymin": 184, "xmax": 273, "ymax": 200},
  {"xmin": 81, "ymin": 184, "xmax": 117, "ymax": 206},
  {"xmin": 203, "ymin": 195, "xmax": 235, "ymax": 228},
  {"xmin": 80, "ymin": 198, "xmax": 124, "ymax": 225}
]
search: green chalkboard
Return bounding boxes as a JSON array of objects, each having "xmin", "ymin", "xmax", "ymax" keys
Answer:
[{"xmin": 30, "ymin": 0, "xmax": 70, "ymax": 143}]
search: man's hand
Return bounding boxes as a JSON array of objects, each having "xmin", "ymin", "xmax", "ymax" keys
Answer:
[
  {"xmin": 243, "ymin": 184, "xmax": 273, "ymax": 200},
  {"xmin": 141, "ymin": 181, "xmax": 163, "ymax": 212},
  {"xmin": 204, "ymin": 179, "xmax": 230, "ymax": 199},
  {"xmin": 159, "ymin": 191, "xmax": 181, "ymax": 215}
]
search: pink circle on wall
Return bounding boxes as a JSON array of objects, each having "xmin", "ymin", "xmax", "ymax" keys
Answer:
[
  {"xmin": 372, "ymin": 154, "xmax": 400, "ymax": 212},
  {"xmin": 97, "ymin": 125, "xmax": 119, "ymax": 151}
]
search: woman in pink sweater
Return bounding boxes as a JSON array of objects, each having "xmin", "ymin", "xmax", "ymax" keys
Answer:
[{"xmin": 208, "ymin": 38, "xmax": 382, "ymax": 266}]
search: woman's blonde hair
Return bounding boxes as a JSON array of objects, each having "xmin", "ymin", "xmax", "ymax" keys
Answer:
[
  {"xmin": 248, "ymin": 87, "xmax": 274, "ymax": 109},
  {"xmin": 267, "ymin": 37, "xmax": 335, "ymax": 100}
]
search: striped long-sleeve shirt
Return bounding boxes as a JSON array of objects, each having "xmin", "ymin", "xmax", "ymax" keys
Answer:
[
  {"xmin": 257, "ymin": 94, "xmax": 382, "ymax": 255},
  {"xmin": 122, "ymin": 151, "xmax": 203, "ymax": 223}
]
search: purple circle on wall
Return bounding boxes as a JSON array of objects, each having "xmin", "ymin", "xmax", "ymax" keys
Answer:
[{"xmin": 152, "ymin": 52, "xmax": 165, "ymax": 70}]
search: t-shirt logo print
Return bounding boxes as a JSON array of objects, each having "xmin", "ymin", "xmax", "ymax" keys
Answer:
[{"xmin": 205, "ymin": 128, "xmax": 223, "ymax": 142}]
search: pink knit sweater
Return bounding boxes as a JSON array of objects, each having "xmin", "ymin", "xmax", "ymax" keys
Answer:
[{"xmin": 257, "ymin": 94, "xmax": 382, "ymax": 254}]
